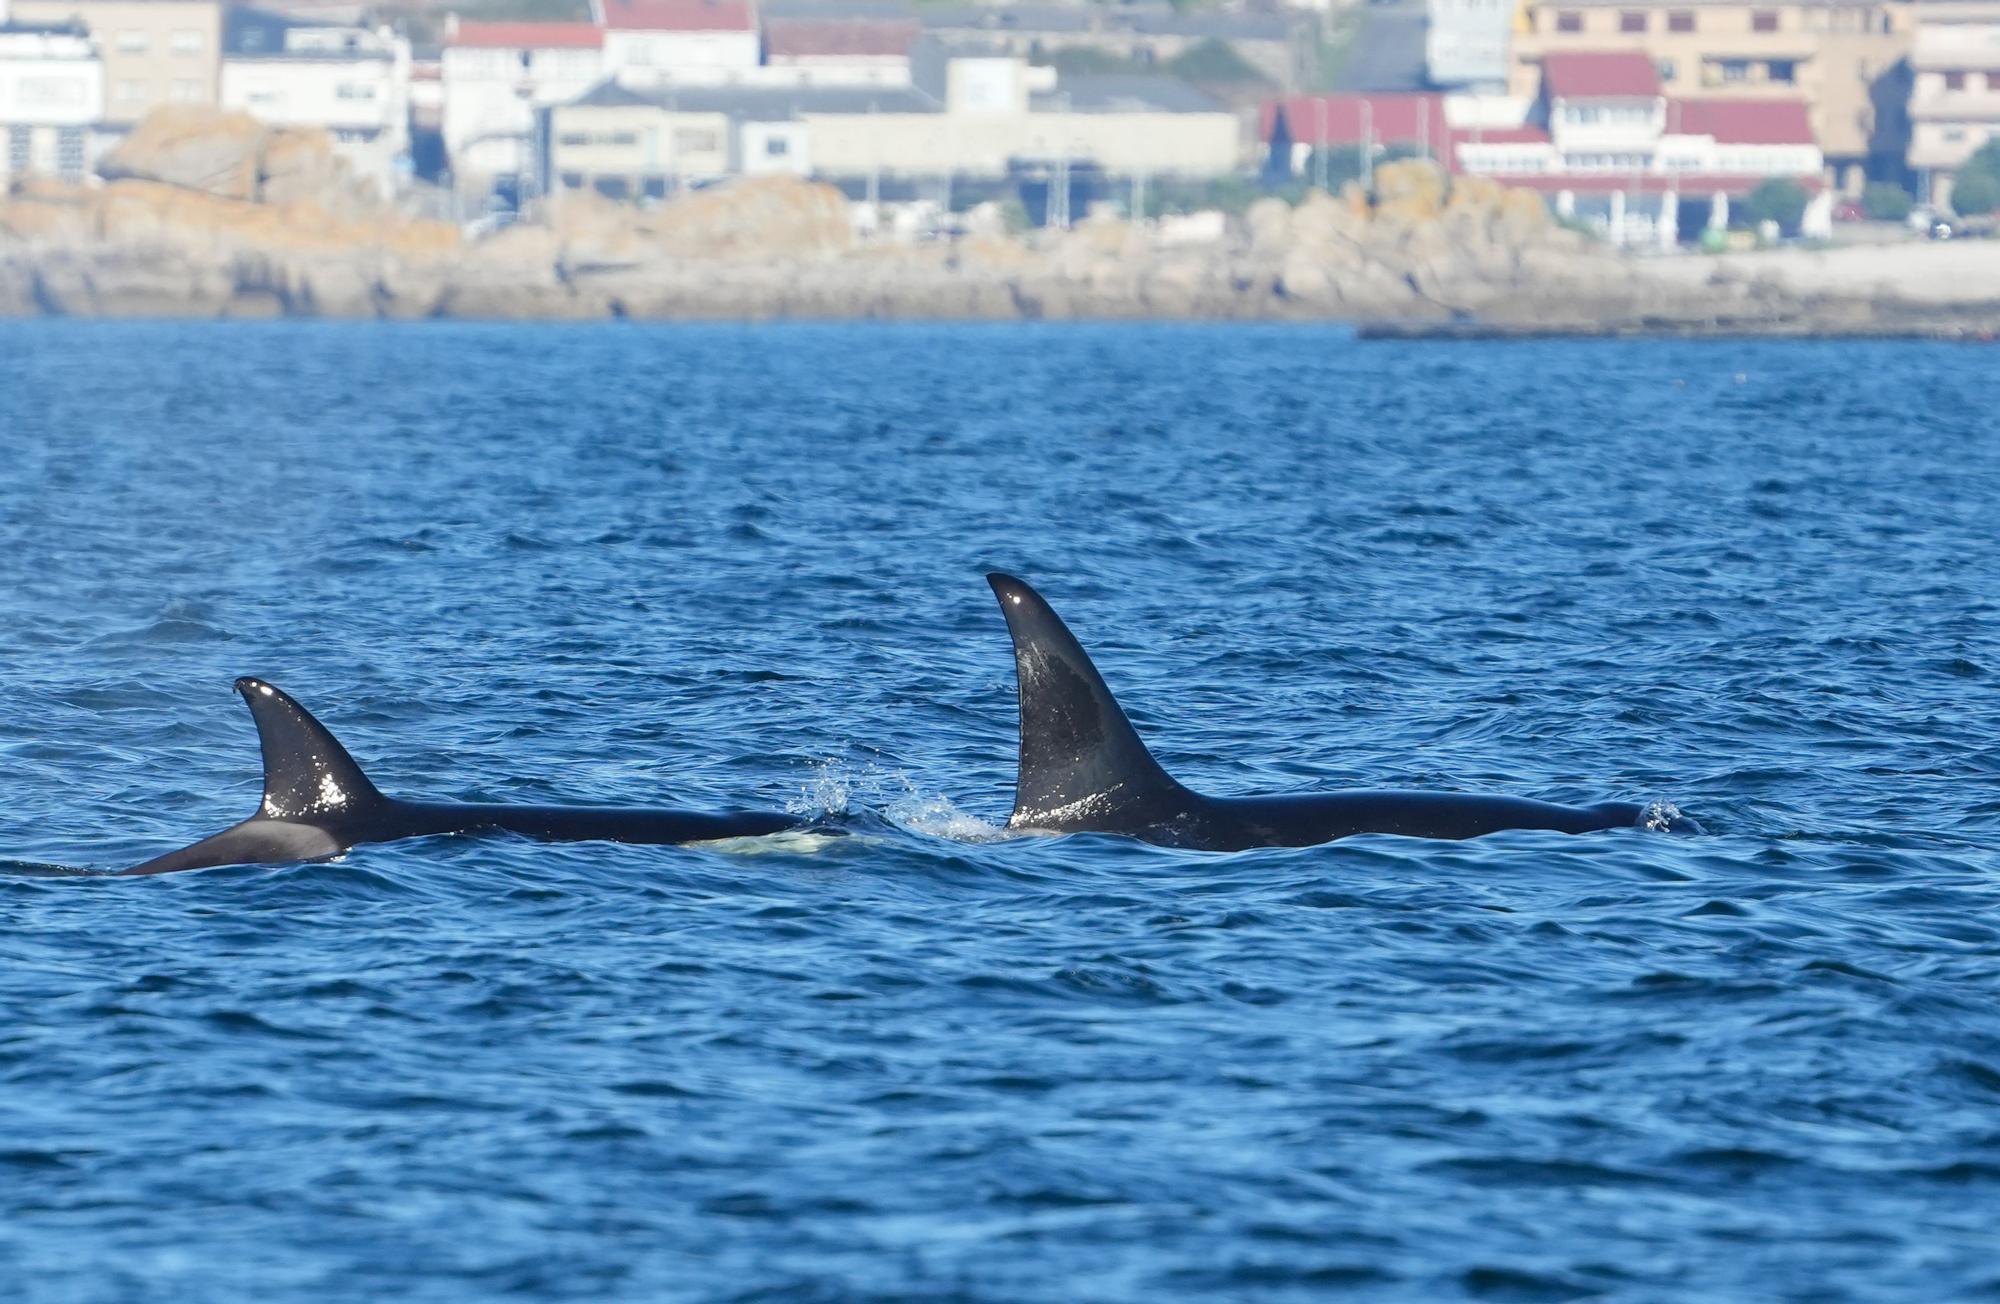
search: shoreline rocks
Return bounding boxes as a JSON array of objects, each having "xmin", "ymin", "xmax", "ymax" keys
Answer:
[{"xmin": 3, "ymin": 134, "xmax": 1998, "ymax": 332}]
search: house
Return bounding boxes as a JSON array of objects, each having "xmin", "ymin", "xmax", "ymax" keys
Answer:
[
  {"xmin": 1267, "ymin": 53, "xmax": 1823, "ymax": 243},
  {"xmin": 1427, "ymin": 0, "xmax": 1515, "ymax": 90},
  {"xmin": 8, "ymin": 0, "xmax": 222, "ymax": 130},
  {"xmin": 895, "ymin": 3, "xmax": 1307, "ymax": 89},
  {"xmin": 762, "ymin": 18, "xmax": 917, "ymax": 87},
  {"xmin": 441, "ymin": 18, "xmax": 604, "ymax": 201},
  {"xmin": 219, "ymin": 8, "xmax": 409, "ymax": 193},
  {"xmin": 596, "ymin": 0, "xmax": 758, "ymax": 84},
  {"xmin": 546, "ymin": 54, "xmax": 1242, "ymax": 208},
  {"xmin": 1508, "ymin": 0, "xmax": 1912, "ymax": 190},
  {"xmin": 0, "ymin": 16, "xmax": 103, "ymax": 182},
  {"xmin": 1906, "ymin": 5, "xmax": 2000, "ymax": 205}
]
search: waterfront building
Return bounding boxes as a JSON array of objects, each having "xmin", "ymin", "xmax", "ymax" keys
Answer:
[
  {"xmin": 547, "ymin": 53, "xmax": 1242, "ymax": 207},
  {"xmin": 1268, "ymin": 54, "xmax": 1824, "ymax": 244},
  {"xmin": 1428, "ymin": 0, "xmax": 1517, "ymax": 89},
  {"xmin": 441, "ymin": 18, "xmax": 603, "ymax": 201},
  {"xmin": 0, "ymin": 16, "xmax": 103, "ymax": 182},
  {"xmin": 596, "ymin": 0, "xmax": 758, "ymax": 85},
  {"xmin": 1906, "ymin": 0, "xmax": 2000, "ymax": 204},
  {"xmin": 1509, "ymin": 0, "xmax": 1911, "ymax": 190},
  {"xmin": 762, "ymin": 17, "xmax": 918, "ymax": 87},
  {"xmin": 9, "ymin": 0, "xmax": 222, "ymax": 130},
  {"xmin": 219, "ymin": 7, "xmax": 409, "ymax": 193}
]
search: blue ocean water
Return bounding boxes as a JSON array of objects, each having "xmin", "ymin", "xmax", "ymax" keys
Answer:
[{"xmin": 2, "ymin": 321, "xmax": 1997, "ymax": 1302}]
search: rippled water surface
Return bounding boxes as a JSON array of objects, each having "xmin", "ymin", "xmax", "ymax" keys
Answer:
[{"xmin": 3, "ymin": 322, "xmax": 1998, "ymax": 1301}]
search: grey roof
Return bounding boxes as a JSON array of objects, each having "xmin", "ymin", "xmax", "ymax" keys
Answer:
[
  {"xmin": 565, "ymin": 79, "xmax": 937, "ymax": 118},
  {"xmin": 224, "ymin": 7, "xmax": 391, "ymax": 59},
  {"xmin": 1033, "ymin": 74, "xmax": 1225, "ymax": 113}
]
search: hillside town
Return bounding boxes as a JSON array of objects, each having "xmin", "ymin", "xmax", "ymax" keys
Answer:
[{"xmin": 2, "ymin": 0, "xmax": 1999, "ymax": 246}]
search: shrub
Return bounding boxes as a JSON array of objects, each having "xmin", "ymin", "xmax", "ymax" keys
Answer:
[
  {"xmin": 1743, "ymin": 177, "xmax": 1809, "ymax": 233},
  {"xmin": 1860, "ymin": 181, "xmax": 1912, "ymax": 221},
  {"xmin": 1950, "ymin": 166, "xmax": 2000, "ymax": 216}
]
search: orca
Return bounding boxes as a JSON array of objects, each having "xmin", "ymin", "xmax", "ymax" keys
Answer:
[
  {"xmin": 986, "ymin": 573, "xmax": 1690, "ymax": 851},
  {"xmin": 117, "ymin": 678, "xmax": 803, "ymax": 875}
]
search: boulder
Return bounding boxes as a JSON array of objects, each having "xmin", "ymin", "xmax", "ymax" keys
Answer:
[
  {"xmin": 1372, "ymin": 159, "xmax": 1447, "ymax": 222},
  {"xmin": 99, "ymin": 107, "xmax": 265, "ymax": 200}
]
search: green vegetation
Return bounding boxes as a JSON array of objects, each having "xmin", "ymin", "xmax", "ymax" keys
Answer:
[
  {"xmin": 1860, "ymin": 181, "xmax": 1912, "ymax": 222},
  {"xmin": 1030, "ymin": 46, "xmax": 1138, "ymax": 78},
  {"xmin": 1743, "ymin": 177, "xmax": 1808, "ymax": 234},
  {"xmin": 1949, "ymin": 142, "xmax": 2000, "ymax": 216},
  {"xmin": 1165, "ymin": 38, "xmax": 1270, "ymax": 85},
  {"xmin": 1950, "ymin": 167, "xmax": 2000, "ymax": 217}
]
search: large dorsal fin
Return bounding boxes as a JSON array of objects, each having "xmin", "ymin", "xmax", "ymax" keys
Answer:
[
  {"xmin": 986, "ymin": 574, "xmax": 1189, "ymax": 829},
  {"xmin": 234, "ymin": 677, "xmax": 386, "ymax": 822}
]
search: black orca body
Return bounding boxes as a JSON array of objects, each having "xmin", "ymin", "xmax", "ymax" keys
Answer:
[
  {"xmin": 986, "ymin": 574, "xmax": 1684, "ymax": 851},
  {"xmin": 118, "ymin": 679, "xmax": 802, "ymax": 875}
]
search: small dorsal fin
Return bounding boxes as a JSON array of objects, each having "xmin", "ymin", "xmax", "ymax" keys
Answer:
[
  {"xmin": 986, "ymin": 574, "xmax": 1188, "ymax": 829},
  {"xmin": 234, "ymin": 678, "xmax": 385, "ymax": 822}
]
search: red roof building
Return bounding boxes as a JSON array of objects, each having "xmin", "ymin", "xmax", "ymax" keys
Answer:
[
  {"xmin": 1669, "ymin": 98, "xmax": 1815, "ymax": 146},
  {"xmin": 596, "ymin": 0, "xmax": 754, "ymax": 32},
  {"xmin": 764, "ymin": 18, "xmax": 918, "ymax": 62},
  {"xmin": 447, "ymin": 21, "xmax": 604, "ymax": 50},
  {"xmin": 1539, "ymin": 51, "xmax": 1662, "ymax": 99}
]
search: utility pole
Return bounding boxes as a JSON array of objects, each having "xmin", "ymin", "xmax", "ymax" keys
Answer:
[{"xmin": 1361, "ymin": 98, "xmax": 1375, "ymax": 192}]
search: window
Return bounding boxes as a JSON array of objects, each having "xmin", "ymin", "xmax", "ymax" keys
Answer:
[
  {"xmin": 17, "ymin": 77, "xmax": 86, "ymax": 107},
  {"xmin": 1751, "ymin": 10, "xmax": 1778, "ymax": 30},
  {"xmin": 672, "ymin": 128, "xmax": 718, "ymax": 152},
  {"xmin": 170, "ymin": 28, "xmax": 202, "ymax": 54},
  {"xmin": 1943, "ymin": 127, "xmax": 1965, "ymax": 142},
  {"xmin": 57, "ymin": 126, "xmax": 85, "ymax": 179},
  {"xmin": 115, "ymin": 79, "xmax": 150, "ymax": 104},
  {"xmin": 170, "ymin": 78, "xmax": 203, "ymax": 102},
  {"xmin": 1620, "ymin": 10, "xmax": 1646, "ymax": 31},
  {"xmin": 1667, "ymin": 9, "xmax": 1694, "ymax": 31},
  {"xmin": 561, "ymin": 171, "xmax": 584, "ymax": 189},
  {"xmin": 1768, "ymin": 59, "xmax": 1796, "ymax": 83},
  {"xmin": 115, "ymin": 29, "xmax": 149, "ymax": 53},
  {"xmin": 1555, "ymin": 10, "xmax": 1582, "ymax": 31},
  {"xmin": 609, "ymin": 131, "xmax": 637, "ymax": 146},
  {"xmin": 1944, "ymin": 70, "xmax": 1966, "ymax": 91},
  {"xmin": 765, "ymin": 136, "xmax": 789, "ymax": 157},
  {"xmin": 559, "ymin": 132, "xmax": 589, "ymax": 147},
  {"xmin": 1720, "ymin": 59, "xmax": 1749, "ymax": 83},
  {"xmin": 335, "ymin": 83, "xmax": 377, "ymax": 99},
  {"xmin": 1658, "ymin": 58, "xmax": 1676, "ymax": 80},
  {"xmin": 6, "ymin": 126, "xmax": 29, "ymax": 175}
]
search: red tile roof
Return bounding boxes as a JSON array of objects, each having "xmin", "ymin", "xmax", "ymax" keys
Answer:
[
  {"xmin": 1541, "ymin": 51, "xmax": 1661, "ymax": 98},
  {"xmin": 1262, "ymin": 93, "xmax": 1449, "ymax": 149},
  {"xmin": 1669, "ymin": 97, "xmax": 1815, "ymax": 145},
  {"xmin": 449, "ymin": 20, "xmax": 603, "ymax": 49},
  {"xmin": 599, "ymin": 0, "xmax": 754, "ymax": 32},
  {"xmin": 765, "ymin": 18, "xmax": 917, "ymax": 59}
]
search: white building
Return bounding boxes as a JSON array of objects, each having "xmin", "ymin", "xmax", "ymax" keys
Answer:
[
  {"xmin": 762, "ymin": 17, "xmax": 916, "ymax": 88},
  {"xmin": 0, "ymin": 17, "xmax": 104, "ymax": 184},
  {"xmin": 441, "ymin": 17, "xmax": 604, "ymax": 199},
  {"xmin": 1427, "ymin": 0, "xmax": 1514, "ymax": 90},
  {"xmin": 595, "ymin": 0, "xmax": 758, "ymax": 85},
  {"xmin": 1907, "ymin": 7, "xmax": 2000, "ymax": 207},
  {"xmin": 220, "ymin": 8, "xmax": 409, "ymax": 192},
  {"xmin": 546, "ymin": 56, "xmax": 1242, "ymax": 202}
]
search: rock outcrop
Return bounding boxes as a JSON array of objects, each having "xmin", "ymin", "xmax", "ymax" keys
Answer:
[{"xmin": 5, "ymin": 119, "xmax": 1996, "ymax": 330}]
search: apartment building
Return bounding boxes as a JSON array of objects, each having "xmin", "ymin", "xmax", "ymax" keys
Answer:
[
  {"xmin": 0, "ymin": 17, "xmax": 103, "ymax": 181},
  {"xmin": 441, "ymin": 18, "xmax": 604, "ymax": 199},
  {"xmin": 9, "ymin": 0, "xmax": 221, "ymax": 130},
  {"xmin": 596, "ymin": 0, "xmax": 758, "ymax": 85},
  {"xmin": 1907, "ymin": 0, "xmax": 2000, "ymax": 202},
  {"xmin": 219, "ymin": 7, "xmax": 409, "ymax": 192},
  {"xmin": 1428, "ymin": 0, "xmax": 1515, "ymax": 89},
  {"xmin": 1511, "ymin": 0, "xmax": 1911, "ymax": 188}
]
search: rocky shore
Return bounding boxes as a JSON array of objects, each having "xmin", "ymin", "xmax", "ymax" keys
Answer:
[{"xmin": 3, "ymin": 109, "xmax": 1997, "ymax": 332}]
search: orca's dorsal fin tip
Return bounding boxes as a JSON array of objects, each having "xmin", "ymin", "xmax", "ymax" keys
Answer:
[
  {"xmin": 233, "ymin": 678, "xmax": 385, "ymax": 822},
  {"xmin": 986, "ymin": 573, "xmax": 1183, "ymax": 829}
]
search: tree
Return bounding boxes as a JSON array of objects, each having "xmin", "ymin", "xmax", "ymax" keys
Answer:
[
  {"xmin": 1166, "ymin": 38, "xmax": 1271, "ymax": 85},
  {"xmin": 1860, "ymin": 181, "xmax": 1912, "ymax": 221},
  {"xmin": 1743, "ymin": 177, "xmax": 1809, "ymax": 234},
  {"xmin": 1950, "ymin": 167, "xmax": 2000, "ymax": 217}
]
